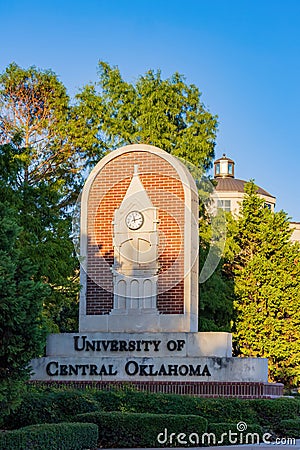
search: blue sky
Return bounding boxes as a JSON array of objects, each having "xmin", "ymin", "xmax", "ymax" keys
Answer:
[{"xmin": 1, "ymin": 0, "xmax": 300, "ymax": 220}]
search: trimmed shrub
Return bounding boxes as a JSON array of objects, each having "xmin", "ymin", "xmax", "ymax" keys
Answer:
[
  {"xmin": 91, "ymin": 389, "xmax": 129, "ymax": 412},
  {"xmin": 0, "ymin": 422, "xmax": 98, "ymax": 450},
  {"xmin": 251, "ymin": 398, "xmax": 299, "ymax": 428},
  {"xmin": 5, "ymin": 386, "xmax": 299, "ymax": 435},
  {"xmin": 92, "ymin": 390, "xmax": 259, "ymax": 423},
  {"xmin": 187, "ymin": 398, "xmax": 258, "ymax": 424},
  {"xmin": 207, "ymin": 423, "xmax": 263, "ymax": 446},
  {"xmin": 73, "ymin": 411, "xmax": 208, "ymax": 447},
  {"xmin": 4, "ymin": 390, "xmax": 99, "ymax": 429},
  {"xmin": 277, "ymin": 419, "xmax": 300, "ymax": 438},
  {"xmin": 50, "ymin": 390, "xmax": 99, "ymax": 419},
  {"xmin": 5, "ymin": 392, "xmax": 58, "ymax": 429}
]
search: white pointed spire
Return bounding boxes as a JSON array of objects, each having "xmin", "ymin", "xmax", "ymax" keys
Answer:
[{"xmin": 119, "ymin": 165, "xmax": 154, "ymax": 211}]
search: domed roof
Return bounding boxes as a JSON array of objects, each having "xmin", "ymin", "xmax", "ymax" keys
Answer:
[
  {"xmin": 214, "ymin": 177, "xmax": 275, "ymax": 199},
  {"xmin": 214, "ymin": 154, "xmax": 235, "ymax": 164}
]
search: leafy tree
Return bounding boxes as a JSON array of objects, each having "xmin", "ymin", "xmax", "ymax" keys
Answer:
[
  {"xmin": 0, "ymin": 142, "xmax": 79, "ymax": 332},
  {"xmin": 199, "ymin": 204, "xmax": 235, "ymax": 331},
  {"xmin": 0, "ymin": 63, "xmax": 81, "ymax": 332},
  {"xmin": 231, "ymin": 182, "xmax": 300, "ymax": 387},
  {"xmin": 199, "ymin": 257, "xmax": 234, "ymax": 331},
  {"xmin": 0, "ymin": 63, "xmax": 79, "ymax": 188},
  {"xmin": 0, "ymin": 199, "xmax": 48, "ymax": 422},
  {"xmin": 74, "ymin": 61, "xmax": 218, "ymax": 168}
]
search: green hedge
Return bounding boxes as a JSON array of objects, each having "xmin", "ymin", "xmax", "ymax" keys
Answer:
[
  {"xmin": 92, "ymin": 390, "xmax": 259, "ymax": 423},
  {"xmin": 6, "ymin": 390, "xmax": 99, "ymax": 429},
  {"xmin": 0, "ymin": 422, "xmax": 98, "ymax": 450},
  {"xmin": 251, "ymin": 398, "xmax": 300, "ymax": 428},
  {"xmin": 277, "ymin": 419, "xmax": 300, "ymax": 438},
  {"xmin": 4, "ymin": 387, "xmax": 300, "ymax": 434},
  {"xmin": 5, "ymin": 389, "xmax": 259, "ymax": 430},
  {"xmin": 73, "ymin": 411, "xmax": 208, "ymax": 448},
  {"xmin": 206, "ymin": 423, "xmax": 263, "ymax": 446}
]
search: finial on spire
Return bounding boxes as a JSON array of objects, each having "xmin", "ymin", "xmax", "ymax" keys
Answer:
[{"xmin": 133, "ymin": 164, "xmax": 139, "ymax": 176}]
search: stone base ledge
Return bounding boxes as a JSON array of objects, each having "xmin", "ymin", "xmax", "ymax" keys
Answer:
[
  {"xmin": 46, "ymin": 331, "xmax": 232, "ymax": 358},
  {"xmin": 30, "ymin": 355, "xmax": 268, "ymax": 382},
  {"xmin": 27, "ymin": 380, "xmax": 284, "ymax": 399}
]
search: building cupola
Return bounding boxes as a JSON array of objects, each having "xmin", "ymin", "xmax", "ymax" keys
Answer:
[{"xmin": 214, "ymin": 154, "xmax": 235, "ymax": 178}]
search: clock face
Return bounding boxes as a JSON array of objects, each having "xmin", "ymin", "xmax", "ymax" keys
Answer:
[{"xmin": 125, "ymin": 211, "xmax": 144, "ymax": 230}]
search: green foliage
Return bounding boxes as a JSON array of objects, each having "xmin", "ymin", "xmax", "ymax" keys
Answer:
[
  {"xmin": 251, "ymin": 398, "xmax": 300, "ymax": 428},
  {"xmin": 0, "ymin": 202, "xmax": 49, "ymax": 422},
  {"xmin": 4, "ymin": 390, "xmax": 99, "ymax": 429},
  {"xmin": 0, "ymin": 422, "xmax": 98, "ymax": 450},
  {"xmin": 0, "ymin": 144, "xmax": 79, "ymax": 334},
  {"xmin": 53, "ymin": 390, "xmax": 100, "ymax": 418},
  {"xmin": 199, "ymin": 258, "xmax": 234, "ymax": 331},
  {"xmin": 5, "ymin": 387, "xmax": 269, "ymax": 429},
  {"xmin": 92, "ymin": 389, "xmax": 203, "ymax": 414},
  {"xmin": 0, "ymin": 63, "xmax": 83, "ymax": 333},
  {"xmin": 5, "ymin": 387, "xmax": 300, "ymax": 445},
  {"xmin": 0, "ymin": 380, "xmax": 24, "ymax": 428},
  {"xmin": 0, "ymin": 63, "xmax": 83, "ymax": 192},
  {"xmin": 207, "ymin": 423, "xmax": 263, "ymax": 445},
  {"xmin": 228, "ymin": 181, "xmax": 300, "ymax": 387},
  {"xmin": 199, "ymin": 202, "xmax": 235, "ymax": 332},
  {"xmin": 73, "ymin": 411, "xmax": 207, "ymax": 448},
  {"xmin": 277, "ymin": 419, "xmax": 300, "ymax": 438},
  {"xmin": 183, "ymin": 397, "xmax": 258, "ymax": 425},
  {"xmin": 74, "ymin": 61, "xmax": 218, "ymax": 168},
  {"xmin": 91, "ymin": 390, "xmax": 259, "ymax": 424}
]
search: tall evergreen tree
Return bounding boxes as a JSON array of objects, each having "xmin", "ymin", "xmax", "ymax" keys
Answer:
[
  {"xmin": 231, "ymin": 182, "xmax": 300, "ymax": 387},
  {"xmin": 199, "ymin": 206, "xmax": 235, "ymax": 331},
  {"xmin": 0, "ymin": 142, "xmax": 79, "ymax": 332},
  {"xmin": 0, "ymin": 199, "xmax": 48, "ymax": 422}
]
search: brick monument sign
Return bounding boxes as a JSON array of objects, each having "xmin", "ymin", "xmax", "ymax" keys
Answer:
[{"xmin": 30, "ymin": 144, "xmax": 283, "ymax": 398}]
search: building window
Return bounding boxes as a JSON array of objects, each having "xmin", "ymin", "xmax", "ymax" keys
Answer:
[
  {"xmin": 228, "ymin": 163, "xmax": 233, "ymax": 175},
  {"xmin": 215, "ymin": 163, "xmax": 220, "ymax": 175},
  {"xmin": 264, "ymin": 202, "xmax": 272, "ymax": 210},
  {"xmin": 217, "ymin": 199, "xmax": 231, "ymax": 212}
]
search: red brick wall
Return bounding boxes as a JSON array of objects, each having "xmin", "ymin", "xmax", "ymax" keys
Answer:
[
  {"xmin": 28, "ymin": 380, "xmax": 284, "ymax": 399},
  {"xmin": 86, "ymin": 150, "xmax": 185, "ymax": 315}
]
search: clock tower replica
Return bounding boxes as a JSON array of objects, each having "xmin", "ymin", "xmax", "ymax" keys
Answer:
[
  {"xmin": 78, "ymin": 143, "xmax": 199, "ymax": 333},
  {"xmin": 111, "ymin": 164, "xmax": 159, "ymax": 313}
]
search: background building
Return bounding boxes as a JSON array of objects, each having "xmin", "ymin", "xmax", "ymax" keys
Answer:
[
  {"xmin": 212, "ymin": 154, "xmax": 300, "ymax": 243},
  {"xmin": 290, "ymin": 222, "xmax": 300, "ymax": 243}
]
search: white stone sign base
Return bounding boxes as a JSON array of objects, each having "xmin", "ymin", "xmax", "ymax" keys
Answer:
[
  {"xmin": 31, "ymin": 355, "xmax": 268, "ymax": 383},
  {"xmin": 30, "ymin": 332, "xmax": 268, "ymax": 384}
]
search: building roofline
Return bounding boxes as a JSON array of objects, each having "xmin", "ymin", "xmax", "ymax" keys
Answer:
[{"xmin": 214, "ymin": 177, "xmax": 276, "ymax": 199}]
